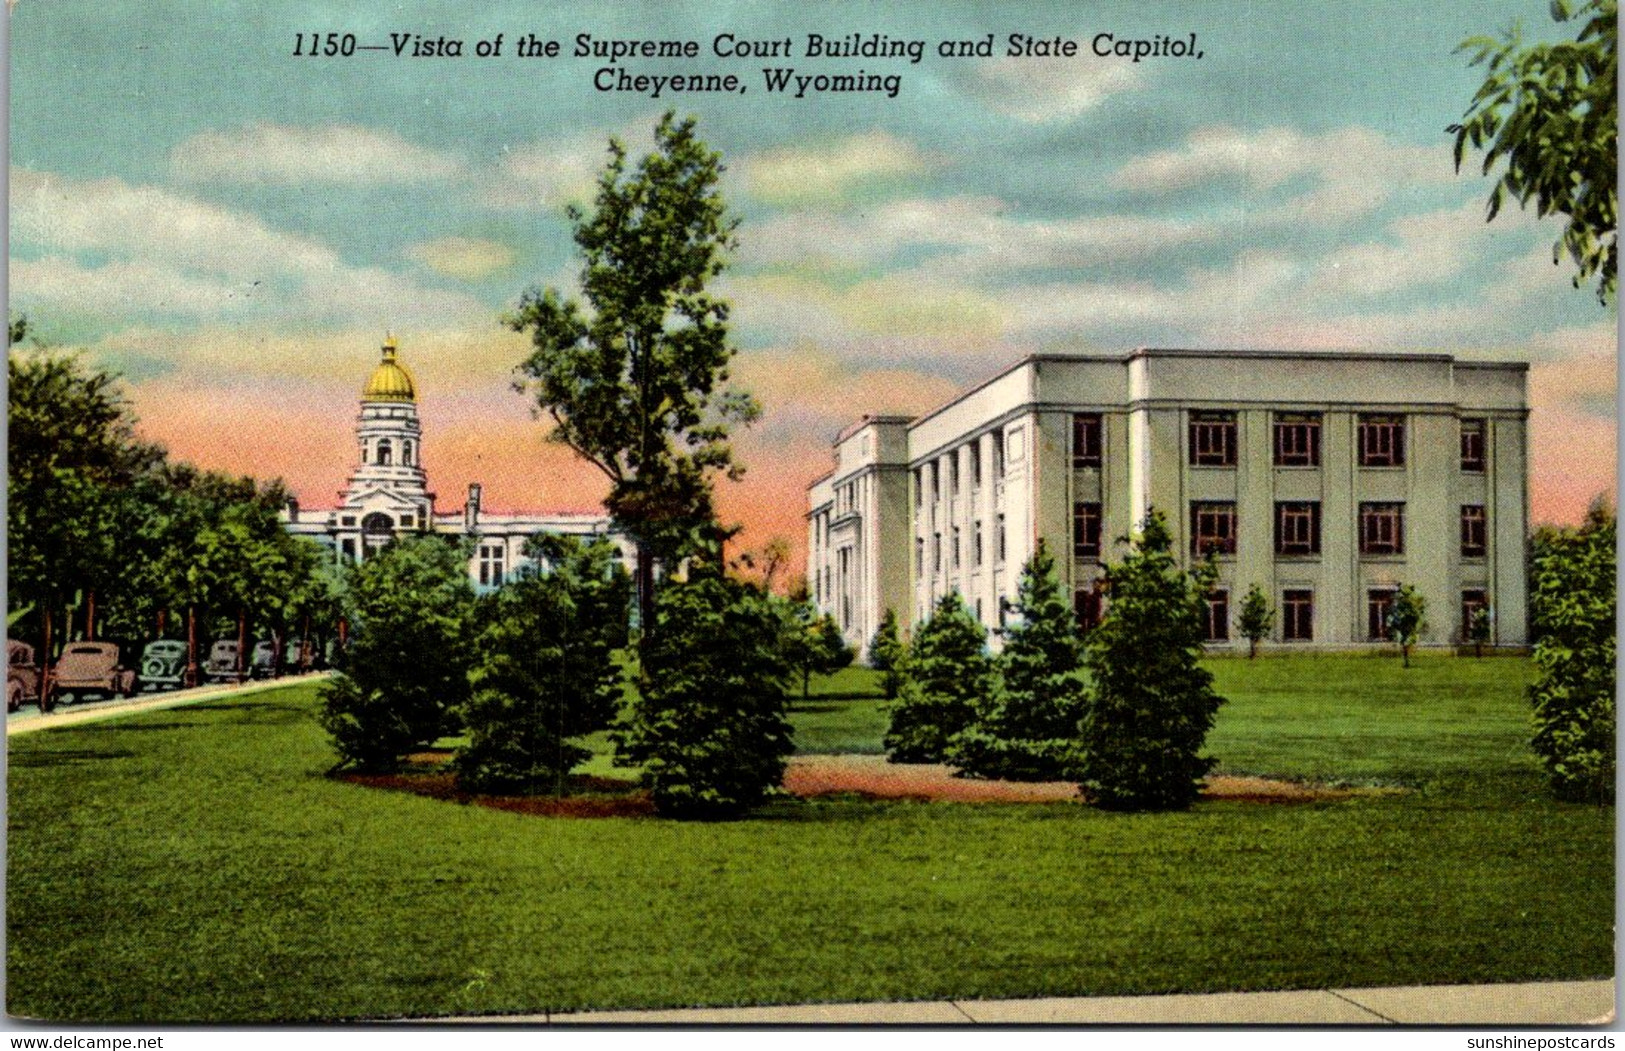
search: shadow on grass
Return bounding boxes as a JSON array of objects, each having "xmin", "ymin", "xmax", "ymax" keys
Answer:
[{"xmin": 10, "ymin": 747, "xmax": 137, "ymax": 767}]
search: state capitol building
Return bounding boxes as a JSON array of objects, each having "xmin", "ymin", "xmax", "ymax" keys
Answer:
[{"xmin": 281, "ymin": 336, "xmax": 626, "ymax": 588}]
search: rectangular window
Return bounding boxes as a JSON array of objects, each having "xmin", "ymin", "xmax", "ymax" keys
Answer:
[
  {"xmin": 1074, "ymin": 589, "xmax": 1102, "ymax": 634},
  {"xmin": 1189, "ymin": 411, "xmax": 1237, "ymax": 467},
  {"xmin": 915, "ymin": 537, "xmax": 924, "ymax": 576},
  {"xmin": 971, "ymin": 448, "xmax": 982, "ymax": 489},
  {"xmin": 996, "ymin": 514, "xmax": 1007, "ymax": 564},
  {"xmin": 1367, "ymin": 589, "xmax": 1397, "ymax": 641},
  {"xmin": 932, "ymin": 533, "xmax": 942, "ymax": 573},
  {"xmin": 1191, "ymin": 502, "xmax": 1238, "ymax": 556},
  {"xmin": 478, "ymin": 543, "xmax": 506, "ymax": 587},
  {"xmin": 1073, "ymin": 502, "xmax": 1103, "ymax": 560},
  {"xmin": 1073, "ymin": 413, "xmax": 1103, "ymax": 468},
  {"xmin": 1358, "ymin": 414, "xmax": 1406, "ymax": 467},
  {"xmin": 1359, "ymin": 502, "xmax": 1405, "ymax": 556},
  {"xmin": 340, "ymin": 538, "xmax": 356, "ymax": 562},
  {"xmin": 952, "ymin": 525, "xmax": 962, "ymax": 569},
  {"xmin": 1273, "ymin": 412, "xmax": 1322, "ymax": 467},
  {"xmin": 1205, "ymin": 590, "xmax": 1230, "ymax": 642},
  {"xmin": 974, "ymin": 521, "xmax": 984, "ymax": 568},
  {"xmin": 948, "ymin": 453, "xmax": 960, "ymax": 494},
  {"xmin": 1461, "ymin": 588, "xmax": 1490, "ymax": 641},
  {"xmin": 1282, "ymin": 590, "xmax": 1314, "ymax": 641},
  {"xmin": 1274, "ymin": 502, "xmax": 1322, "ymax": 556},
  {"xmin": 914, "ymin": 469, "xmax": 923, "ymax": 506},
  {"xmin": 1461, "ymin": 505, "xmax": 1487, "ymax": 557},
  {"xmin": 993, "ymin": 436, "xmax": 1005, "ymax": 480},
  {"xmin": 931, "ymin": 462, "xmax": 940, "ymax": 501},
  {"xmin": 1460, "ymin": 419, "xmax": 1486, "ymax": 472}
]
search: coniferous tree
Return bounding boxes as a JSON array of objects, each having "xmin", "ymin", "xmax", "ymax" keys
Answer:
[
  {"xmin": 1528, "ymin": 498, "xmax": 1615, "ymax": 803},
  {"xmin": 1076, "ymin": 510, "xmax": 1226, "ymax": 811},
  {"xmin": 949, "ymin": 540, "xmax": 1086, "ymax": 781},
  {"xmin": 868, "ymin": 608, "xmax": 905, "ymax": 700},
  {"xmin": 782, "ymin": 603, "xmax": 854, "ymax": 699},
  {"xmin": 456, "ymin": 536, "xmax": 631, "ymax": 794},
  {"xmin": 614, "ymin": 573, "xmax": 793, "ymax": 818},
  {"xmin": 884, "ymin": 592, "xmax": 992, "ymax": 763},
  {"xmin": 319, "ymin": 535, "xmax": 476, "ymax": 770}
]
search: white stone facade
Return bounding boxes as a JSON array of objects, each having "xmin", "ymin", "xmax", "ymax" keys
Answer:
[
  {"xmin": 283, "ymin": 337, "xmax": 627, "ymax": 587},
  {"xmin": 808, "ymin": 349, "xmax": 1529, "ymax": 656}
]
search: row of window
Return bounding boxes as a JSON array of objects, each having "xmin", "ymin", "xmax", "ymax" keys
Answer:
[
  {"xmin": 1074, "ymin": 587, "xmax": 1492, "ymax": 643},
  {"xmin": 917, "ymin": 515, "xmax": 1009, "ymax": 576},
  {"xmin": 1070, "ymin": 501, "xmax": 1490, "ymax": 560},
  {"xmin": 362, "ymin": 438, "xmax": 416, "ymax": 467},
  {"xmin": 913, "ymin": 437, "xmax": 1011, "ymax": 507},
  {"xmin": 1070, "ymin": 412, "xmax": 1490, "ymax": 472}
]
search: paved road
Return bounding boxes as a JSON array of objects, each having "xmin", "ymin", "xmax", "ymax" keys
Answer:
[{"xmin": 6, "ymin": 672, "xmax": 330, "ymax": 736}]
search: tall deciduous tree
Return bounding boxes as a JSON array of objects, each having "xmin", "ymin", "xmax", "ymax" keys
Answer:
[
  {"xmin": 884, "ymin": 592, "xmax": 993, "ymax": 764},
  {"xmin": 1384, "ymin": 584, "xmax": 1428, "ymax": 668},
  {"xmin": 508, "ymin": 112, "xmax": 759, "ymax": 628},
  {"xmin": 949, "ymin": 540, "xmax": 1087, "ymax": 781},
  {"xmin": 1528, "ymin": 498, "xmax": 1615, "ymax": 803},
  {"xmin": 1077, "ymin": 510, "xmax": 1225, "ymax": 811},
  {"xmin": 457, "ymin": 536, "xmax": 631, "ymax": 794},
  {"xmin": 1451, "ymin": 0, "xmax": 1617, "ymax": 303}
]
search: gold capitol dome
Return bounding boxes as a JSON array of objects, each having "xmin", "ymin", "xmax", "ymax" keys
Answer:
[{"xmin": 362, "ymin": 333, "xmax": 417, "ymax": 402}]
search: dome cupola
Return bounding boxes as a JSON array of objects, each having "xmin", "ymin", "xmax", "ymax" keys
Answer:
[{"xmin": 362, "ymin": 334, "xmax": 417, "ymax": 402}]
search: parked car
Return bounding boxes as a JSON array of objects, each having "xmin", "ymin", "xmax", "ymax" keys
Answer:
[
  {"xmin": 138, "ymin": 640, "xmax": 189, "ymax": 692},
  {"xmin": 249, "ymin": 639, "xmax": 279, "ymax": 679},
  {"xmin": 50, "ymin": 642, "xmax": 136, "ymax": 704},
  {"xmin": 8, "ymin": 639, "xmax": 40, "ymax": 712},
  {"xmin": 204, "ymin": 639, "xmax": 244, "ymax": 683}
]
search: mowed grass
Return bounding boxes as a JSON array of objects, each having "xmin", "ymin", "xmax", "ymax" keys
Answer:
[{"xmin": 7, "ymin": 656, "xmax": 1614, "ymax": 1023}]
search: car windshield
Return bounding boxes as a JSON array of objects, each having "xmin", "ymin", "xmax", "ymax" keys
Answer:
[{"xmin": 68, "ymin": 645, "xmax": 106, "ymax": 654}]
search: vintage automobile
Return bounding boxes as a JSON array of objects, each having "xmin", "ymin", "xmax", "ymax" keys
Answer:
[
  {"xmin": 204, "ymin": 639, "xmax": 244, "ymax": 683},
  {"xmin": 138, "ymin": 639, "xmax": 189, "ymax": 691},
  {"xmin": 49, "ymin": 641, "xmax": 137, "ymax": 704},
  {"xmin": 283, "ymin": 636, "xmax": 316, "ymax": 673},
  {"xmin": 7, "ymin": 639, "xmax": 40, "ymax": 712},
  {"xmin": 249, "ymin": 639, "xmax": 280, "ymax": 679}
]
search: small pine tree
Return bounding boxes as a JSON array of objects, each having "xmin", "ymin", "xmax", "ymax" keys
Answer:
[
  {"xmin": 614, "ymin": 574, "xmax": 793, "ymax": 819},
  {"xmin": 1236, "ymin": 584, "xmax": 1275, "ymax": 659},
  {"xmin": 1076, "ymin": 509, "xmax": 1226, "ymax": 811},
  {"xmin": 455, "ymin": 536, "xmax": 631, "ymax": 794},
  {"xmin": 318, "ymin": 535, "xmax": 476, "ymax": 770},
  {"xmin": 948, "ymin": 540, "xmax": 1086, "ymax": 781},
  {"xmin": 1529, "ymin": 499, "xmax": 1615, "ymax": 803},
  {"xmin": 868, "ymin": 608, "xmax": 906, "ymax": 699},
  {"xmin": 884, "ymin": 592, "xmax": 993, "ymax": 763},
  {"xmin": 1385, "ymin": 584, "xmax": 1427, "ymax": 667}
]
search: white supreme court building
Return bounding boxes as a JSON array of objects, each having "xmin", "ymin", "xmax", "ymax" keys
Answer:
[{"xmin": 806, "ymin": 349, "xmax": 1529, "ymax": 655}]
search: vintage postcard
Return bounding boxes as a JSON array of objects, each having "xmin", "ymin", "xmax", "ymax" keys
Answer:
[{"xmin": 6, "ymin": 0, "xmax": 1616, "ymax": 1030}]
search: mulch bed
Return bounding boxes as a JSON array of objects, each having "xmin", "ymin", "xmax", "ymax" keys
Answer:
[{"xmin": 340, "ymin": 750, "xmax": 1374, "ymax": 817}]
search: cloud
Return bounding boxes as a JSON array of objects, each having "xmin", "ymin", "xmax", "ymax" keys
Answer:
[
  {"xmin": 10, "ymin": 168, "xmax": 488, "ymax": 327},
  {"xmin": 409, "ymin": 236, "xmax": 518, "ymax": 281},
  {"xmin": 1113, "ymin": 125, "xmax": 1454, "ymax": 226},
  {"xmin": 170, "ymin": 123, "xmax": 466, "ymax": 185},
  {"xmin": 965, "ymin": 57, "xmax": 1142, "ymax": 123},
  {"xmin": 478, "ymin": 118, "xmax": 660, "ymax": 211},
  {"xmin": 726, "ymin": 269, "xmax": 1009, "ymax": 347},
  {"xmin": 736, "ymin": 131, "xmax": 932, "ymax": 206}
]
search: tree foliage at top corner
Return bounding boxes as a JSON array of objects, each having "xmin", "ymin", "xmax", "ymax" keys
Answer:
[
  {"xmin": 506, "ymin": 111, "xmax": 759, "ymax": 563},
  {"xmin": 1076, "ymin": 509, "xmax": 1225, "ymax": 812},
  {"xmin": 1528, "ymin": 497, "xmax": 1616, "ymax": 804},
  {"xmin": 1452, "ymin": 0, "xmax": 1618, "ymax": 305}
]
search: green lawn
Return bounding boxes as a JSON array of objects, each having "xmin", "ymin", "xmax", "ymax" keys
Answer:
[{"xmin": 6, "ymin": 656, "xmax": 1613, "ymax": 1023}]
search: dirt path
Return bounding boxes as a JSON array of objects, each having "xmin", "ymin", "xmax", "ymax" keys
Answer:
[{"xmin": 784, "ymin": 754, "xmax": 1376, "ymax": 803}]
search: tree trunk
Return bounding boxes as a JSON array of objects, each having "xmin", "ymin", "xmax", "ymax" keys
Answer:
[
  {"xmin": 185, "ymin": 605, "xmax": 199, "ymax": 687},
  {"xmin": 301, "ymin": 613, "xmax": 312, "ymax": 671},
  {"xmin": 40, "ymin": 607, "xmax": 53, "ymax": 711},
  {"xmin": 1248, "ymin": 637, "xmax": 1257, "ymax": 659},
  {"xmin": 1402, "ymin": 643, "xmax": 1411, "ymax": 668},
  {"xmin": 157, "ymin": 608, "xmax": 167, "ymax": 637},
  {"xmin": 86, "ymin": 590, "xmax": 97, "ymax": 641},
  {"xmin": 635, "ymin": 544, "xmax": 655, "ymax": 644},
  {"xmin": 235, "ymin": 609, "xmax": 247, "ymax": 681},
  {"xmin": 271, "ymin": 630, "xmax": 284, "ymax": 679}
]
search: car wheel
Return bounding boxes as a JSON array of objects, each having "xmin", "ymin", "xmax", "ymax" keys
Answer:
[{"xmin": 7, "ymin": 684, "xmax": 20, "ymax": 713}]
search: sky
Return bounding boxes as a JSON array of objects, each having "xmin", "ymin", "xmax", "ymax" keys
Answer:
[{"xmin": 10, "ymin": 0, "xmax": 1617, "ymax": 574}]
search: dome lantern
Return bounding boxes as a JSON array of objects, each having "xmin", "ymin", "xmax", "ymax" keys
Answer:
[{"xmin": 362, "ymin": 334, "xmax": 417, "ymax": 402}]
